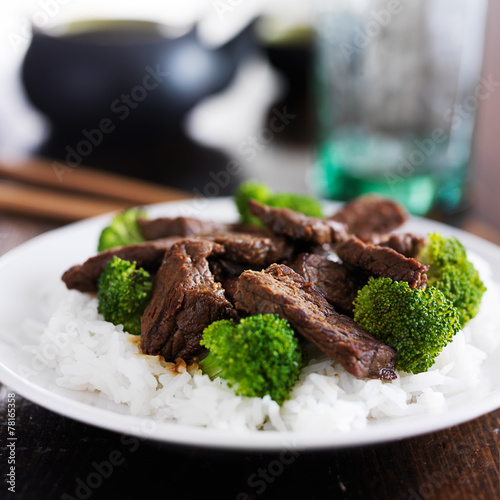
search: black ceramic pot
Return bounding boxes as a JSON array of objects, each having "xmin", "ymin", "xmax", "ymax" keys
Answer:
[{"xmin": 21, "ymin": 19, "xmax": 257, "ymax": 139}]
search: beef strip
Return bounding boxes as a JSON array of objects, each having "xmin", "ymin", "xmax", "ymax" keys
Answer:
[
  {"xmin": 208, "ymin": 231, "xmax": 295, "ymax": 303},
  {"xmin": 234, "ymin": 264, "xmax": 397, "ymax": 380},
  {"xmin": 290, "ymin": 253, "xmax": 367, "ymax": 314},
  {"xmin": 61, "ymin": 237, "xmax": 181, "ymax": 293},
  {"xmin": 248, "ymin": 199, "xmax": 348, "ymax": 246},
  {"xmin": 209, "ymin": 259, "xmax": 259, "ymax": 304},
  {"xmin": 335, "ymin": 236, "xmax": 428, "ymax": 289},
  {"xmin": 137, "ymin": 216, "xmax": 235, "ymax": 240},
  {"xmin": 210, "ymin": 258, "xmax": 252, "ymax": 278},
  {"xmin": 216, "ymin": 274, "xmax": 240, "ymax": 304},
  {"xmin": 329, "ymin": 195, "xmax": 407, "ymax": 241},
  {"xmin": 375, "ymin": 232, "xmax": 426, "ymax": 258},
  {"xmin": 207, "ymin": 232, "xmax": 293, "ymax": 268},
  {"xmin": 141, "ymin": 239, "xmax": 235, "ymax": 362}
]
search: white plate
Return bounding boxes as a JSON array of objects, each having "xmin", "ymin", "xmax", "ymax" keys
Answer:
[{"xmin": 0, "ymin": 198, "xmax": 499, "ymax": 451}]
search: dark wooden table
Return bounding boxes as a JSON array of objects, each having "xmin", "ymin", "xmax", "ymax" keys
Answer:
[{"xmin": 0, "ymin": 192, "xmax": 499, "ymax": 500}]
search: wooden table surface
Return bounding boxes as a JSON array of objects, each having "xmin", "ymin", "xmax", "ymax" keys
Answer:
[{"xmin": 0, "ymin": 193, "xmax": 499, "ymax": 500}]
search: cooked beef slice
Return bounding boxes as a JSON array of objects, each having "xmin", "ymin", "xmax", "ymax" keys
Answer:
[
  {"xmin": 335, "ymin": 236, "xmax": 428, "ymax": 289},
  {"xmin": 248, "ymin": 199, "xmax": 348, "ymax": 246},
  {"xmin": 141, "ymin": 239, "xmax": 235, "ymax": 362},
  {"xmin": 207, "ymin": 232, "xmax": 293, "ymax": 267},
  {"xmin": 290, "ymin": 253, "xmax": 367, "ymax": 314},
  {"xmin": 210, "ymin": 259, "xmax": 251, "ymax": 278},
  {"xmin": 61, "ymin": 237, "xmax": 181, "ymax": 292},
  {"xmin": 205, "ymin": 231, "xmax": 294, "ymax": 302},
  {"xmin": 376, "ymin": 232, "xmax": 427, "ymax": 258},
  {"xmin": 220, "ymin": 275, "xmax": 240, "ymax": 305},
  {"xmin": 216, "ymin": 273, "xmax": 240, "ymax": 304},
  {"xmin": 209, "ymin": 259, "xmax": 255, "ymax": 304},
  {"xmin": 234, "ymin": 264, "xmax": 397, "ymax": 380},
  {"xmin": 138, "ymin": 216, "xmax": 234, "ymax": 240},
  {"xmin": 329, "ymin": 195, "xmax": 407, "ymax": 240}
]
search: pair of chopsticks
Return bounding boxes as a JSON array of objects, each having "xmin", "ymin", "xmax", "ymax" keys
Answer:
[{"xmin": 0, "ymin": 156, "xmax": 192, "ymax": 221}]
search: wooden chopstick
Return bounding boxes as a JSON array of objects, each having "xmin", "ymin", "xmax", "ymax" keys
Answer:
[
  {"xmin": 0, "ymin": 182, "xmax": 133, "ymax": 221},
  {"xmin": 0, "ymin": 156, "xmax": 191, "ymax": 204}
]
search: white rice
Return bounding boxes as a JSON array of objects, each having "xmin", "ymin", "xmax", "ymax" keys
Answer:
[{"xmin": 24, "ymin": 252, "xmax": 500, "ymax": 433}]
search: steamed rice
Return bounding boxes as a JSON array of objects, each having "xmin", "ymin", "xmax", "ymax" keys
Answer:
[{"xmin": 24, "ymin": 252, "xmax": 500, "ymax": 433}]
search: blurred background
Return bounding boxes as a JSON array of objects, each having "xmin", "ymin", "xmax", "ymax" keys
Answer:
[{"xmin": 0, "ymin": 0, "xmax": 499, "ymax": 230}]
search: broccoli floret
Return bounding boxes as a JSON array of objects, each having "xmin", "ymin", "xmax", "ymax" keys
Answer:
[
  {"xmin": 267, "ymin": 192, "xmax": 324, "ymax": 218},
  {"xmin": 234, "ymin": 181, "xmax": 273, "ymax": 226},
  {"xmin": 234, "ymin": 181, "xmax": 324, "ymax": 226},
  {"xmin": 97, "ymin": 208, "xmax": 147, "ymax": 252},
  {"xmin": 419, "ymin": 232, "xmax": 467, "ymax": 267},
  {"xmin": 200, "ymin": 314, "xmax": 302, "ymax": 404},
  {"xmin": 97, "ymin": 256, "xmax": 153, "ymax": 335},
  {"xmin": 419, "ymin": 232, "xmax": 486, "ymax": 327},
  {"xmin": 353, "ymin": 277, "xmax": 461, "ymax": 374}
]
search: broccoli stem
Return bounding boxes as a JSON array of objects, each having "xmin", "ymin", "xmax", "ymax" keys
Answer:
[{"xmin": 200, "ymin": 354, "xmax": 223, "ymax": 380}]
